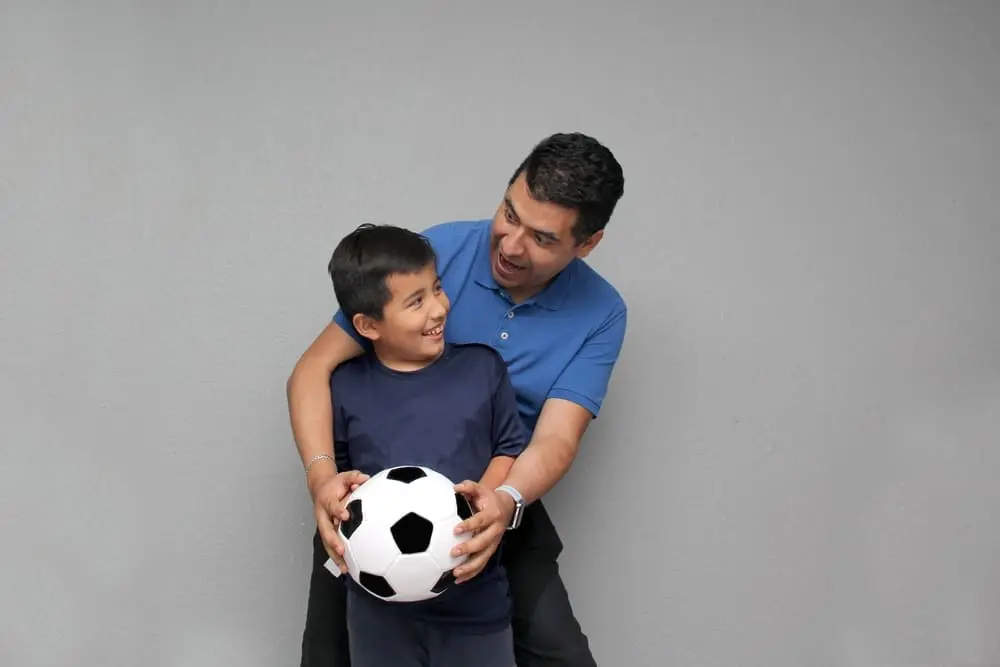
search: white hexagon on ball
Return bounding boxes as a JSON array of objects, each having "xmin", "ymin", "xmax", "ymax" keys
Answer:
[{"xmin": 330, "ymin": 465, "xmax": 475, "ymax": 602}]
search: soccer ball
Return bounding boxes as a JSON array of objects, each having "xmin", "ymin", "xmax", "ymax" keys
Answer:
[{"xmin": 330, "ymin": 465, "xmax": 475, "ymax": 603}]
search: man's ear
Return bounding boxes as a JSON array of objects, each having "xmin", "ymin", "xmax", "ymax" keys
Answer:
[
  {"xmin": 575, "ymin": 230, "xmax": 603, "ymax": 259},
  {"xmin": 351, "ymin": 313, "xmax": 381, "ymax": 341}
]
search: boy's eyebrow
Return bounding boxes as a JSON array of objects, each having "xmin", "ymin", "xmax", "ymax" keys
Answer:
[{"xmin": 402, "ymin": 286, "xmax": 426, "ymax": 302}]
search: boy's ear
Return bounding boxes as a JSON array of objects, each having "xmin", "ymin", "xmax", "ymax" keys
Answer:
[{"xmin": 351, "ymin": 313, "xmax": 381, "ymax": 341}]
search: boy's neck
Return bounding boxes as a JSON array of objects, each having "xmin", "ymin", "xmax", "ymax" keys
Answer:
[{"xmin": 372, "ymin": 343, "xmax": 445, "ymax": 373}]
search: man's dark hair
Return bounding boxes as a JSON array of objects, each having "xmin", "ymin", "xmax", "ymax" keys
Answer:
[
  {"xmin": 328, "ymin": 223, "xmax": 437, "ymax": 320},
  {"xmin": 509, "ymin": 132, "xmax": 625, "ymax": 242}
]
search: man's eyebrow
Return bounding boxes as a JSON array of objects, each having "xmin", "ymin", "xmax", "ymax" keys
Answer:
[
  {"xmin": 504, "ymin": 195, "xmax": 560, "ymax": 241},
  {"xmin": 503, "ymin": 195, "xmax": 520, "ymax": 221}
]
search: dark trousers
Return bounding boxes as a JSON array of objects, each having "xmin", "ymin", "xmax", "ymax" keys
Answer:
[{"xmin": 299, "ymin": 500, "xmax": 597, "ymax": 667}]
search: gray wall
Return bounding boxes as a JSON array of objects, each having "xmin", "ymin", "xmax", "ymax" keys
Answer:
[{"xmin": 2, "ymin": 2, "xmax": 998, "ymax": 666}]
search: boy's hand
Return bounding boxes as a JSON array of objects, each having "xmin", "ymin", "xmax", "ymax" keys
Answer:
[
  {"xmin": 450, "ymin": 480, "xmax": 514, "ymax": 584},
  {"xmin": 312, "ymin": 469, "xmax": 369, "ymax": 574}
]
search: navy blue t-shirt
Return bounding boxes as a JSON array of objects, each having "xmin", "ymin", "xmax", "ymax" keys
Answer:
[{"xmin": 331, "ymin": 342, "xmax": 528, "ymax": 632}]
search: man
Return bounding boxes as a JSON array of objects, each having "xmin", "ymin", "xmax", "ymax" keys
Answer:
[{"xmin": 288, "ymin": 132, "xmax": 627, "ymax": 667}]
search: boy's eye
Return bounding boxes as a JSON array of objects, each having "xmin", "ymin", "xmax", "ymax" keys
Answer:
[{"xmin": 411, "ymin": 297, "xmax": 423, "ymax": 308}]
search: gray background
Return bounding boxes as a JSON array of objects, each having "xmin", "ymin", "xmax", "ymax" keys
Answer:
[{"xmin": 2, "ymin": 2, "xmax": 999, "ymax": 666}]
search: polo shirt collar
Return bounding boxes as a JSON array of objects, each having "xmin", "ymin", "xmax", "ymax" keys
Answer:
[{"xmin": 473, "ymin": 235, "xmax": 575, "ymax": 311}]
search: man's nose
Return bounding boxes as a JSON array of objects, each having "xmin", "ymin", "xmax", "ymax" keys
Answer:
[{"xmin": 501, "ymin": 229, "xmax": 526, "ymax": 257}]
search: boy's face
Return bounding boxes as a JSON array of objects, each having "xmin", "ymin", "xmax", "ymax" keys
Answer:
[{"xmin": 353, "ymin": 263, "xmax": 450, "ymax": 367}]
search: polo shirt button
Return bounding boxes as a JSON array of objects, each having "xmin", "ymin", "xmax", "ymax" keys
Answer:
[
  {"xmin": 506, "ymin": 311, "xmax": 515, "ymax": 319},
  {"xmin": 500, "ymin": 331, "xmax": 509, "ymax": 340}
]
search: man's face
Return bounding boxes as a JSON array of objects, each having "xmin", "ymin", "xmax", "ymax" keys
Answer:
[
  {"xmin": 354, "ymin": 263, "xmax": 450, "ymax": 367},
  {"xmin": 489, "ymin": 172, "xmax": 602, "ymax": 301}
]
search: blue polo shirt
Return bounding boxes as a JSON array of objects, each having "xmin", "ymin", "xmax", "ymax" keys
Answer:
[{"xmin": 332, "ymin": 219, "xmax": 628, "ymax": 432}]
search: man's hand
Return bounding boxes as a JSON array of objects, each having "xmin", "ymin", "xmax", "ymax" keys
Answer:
[
  {"xmin": 312, "ymin": 469, "xmax": 369, "ymax": 574},
  {"xmin": 450, "ymin": 480, "xmax": 515, "ymax": 584}
]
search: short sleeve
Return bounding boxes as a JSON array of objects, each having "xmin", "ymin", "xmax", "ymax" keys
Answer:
[
  {"xmin": 547, "ymin": 303, "xmax": 627, "ymax": 418},
  {"xmin": 490, "ymin": 357, "xmax": 529, "ymax": 458}
]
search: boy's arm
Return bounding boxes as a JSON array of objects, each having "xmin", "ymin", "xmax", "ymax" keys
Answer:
[
  {"xmin": 452, "ymin": 359, "xmax": 527, "ymax": 583},
  {"xmin": 479, "ymin": 456, "xmax": 516, "ymax": 490},
  {"xmin": 286, "ymin": 320, "xmax": 364, "ymax": 498},
  {"xmin": 476, "ymin": 356, "xmax": 523, "ymax": 496}
]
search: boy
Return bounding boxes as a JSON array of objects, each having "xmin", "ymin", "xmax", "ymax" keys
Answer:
[{"xmin": 320, "ymin": 223, "xmax": 527, "ymax": 667}]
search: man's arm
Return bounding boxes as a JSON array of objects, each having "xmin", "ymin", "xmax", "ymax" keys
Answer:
[
  {"xmin": 452, "ymin": 302, "xmax": 628, "ymax": 560},
  {"xmin": 498, "ymin": 398, "xmax": 593, "ymax": 505},
  {"xmin": 286, "ymin": 320, "xmax": 364, "ymax": 497},
  {"xmin": 504, "ymin": 302, "xmax": 627, "ymax": 504}
]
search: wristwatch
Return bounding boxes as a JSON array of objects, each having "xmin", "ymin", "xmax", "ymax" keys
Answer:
[{"xmin": 495, "ymin": 484, "xmax": 525, "ymax": 530}]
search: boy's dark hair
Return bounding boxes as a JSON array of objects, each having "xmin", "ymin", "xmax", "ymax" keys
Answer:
[
  {"xmin": 328, "ymin": 224, "xmax": 437, "ymax": 320},
  {"xmin": 509, "ymin": 132, "xmax": 625, "ymax": 243}
]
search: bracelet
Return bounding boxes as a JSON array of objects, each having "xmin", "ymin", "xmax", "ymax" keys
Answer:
[{"xmin": 305, "ymin": 454, "xmax": 335, "ymax": 475}]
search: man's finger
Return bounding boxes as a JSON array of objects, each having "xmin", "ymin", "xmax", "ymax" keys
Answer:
[
  {"xmin": 453, "ymin": 480, "xmax": 482, "ymax": 500},
  {"xmin": 452, "ymin": 511, "xmax": 491, "ymax": 536},
  {"xmin": 452, "ymin": 521, "xmax": 502, "ymax": 557},
  {"xmin": 316, "ymin": 510, "xmax": 349, "ymax": 573},
  {"xmin": 454, "ymin": 547, "xmax": 495, "ymax": 584},
  {"xmin": 344, "ymin": 470, "xmax": 370, "ymax": 487},
  {"xmin": 324, "ymin": 495, "xmax": 350, "ymax": 522}
]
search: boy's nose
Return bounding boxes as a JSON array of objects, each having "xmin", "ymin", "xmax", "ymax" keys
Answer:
[{"xmin": 430, "ymin": 298, "xmax": 448, "ymax": 318}]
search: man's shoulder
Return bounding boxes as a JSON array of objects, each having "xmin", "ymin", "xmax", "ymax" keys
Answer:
[
  {"xmin": 420, "ymin": 218, "xmax": 490, "ymax": 249},
  {"xmin": 569, "ymin": 259, "xmax": 627, "ymax": 320}
]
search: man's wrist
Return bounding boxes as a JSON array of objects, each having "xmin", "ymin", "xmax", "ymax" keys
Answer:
[
  {"xmin": 306, "ymin": 458, "xmax": 337, "ymax": 499},
  {"xmin": 496, "ymin": 487, "xmax": 516, "ymax": 520},
  {"xmin": 494, "ymin": 484, "xmax": 524, "ymax": 529}
]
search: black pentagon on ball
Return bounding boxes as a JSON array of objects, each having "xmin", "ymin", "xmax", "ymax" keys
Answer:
[
  {"xmin": 455, "ymin": 492, "xmax": 473, "ymax": 521},
  {"xmin": 390, "ymin": 512, "xmax": 434, "ymax": 554},
  {"xmin": 431, "ymin": 569, "xmax": 456, "ymax": 594},
  {"xmin": 341, "ymin": 499, "xmax": 364, "ymax": 539},
  {"xmin": 386, "ymin": 466, "xmax": 427, "ymax": 483},
  {"xmin": 359, "ymin": 572, "xmax": 395, "ymax": 599}
]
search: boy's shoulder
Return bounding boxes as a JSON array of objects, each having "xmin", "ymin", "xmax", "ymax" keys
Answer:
[
  {"xmin": 329, "ymin": 352, "xmax": 375, "ymax": 387},
  {"xmin": 446, "ymin": 342, "xmax": 507, "ymax": 376}
]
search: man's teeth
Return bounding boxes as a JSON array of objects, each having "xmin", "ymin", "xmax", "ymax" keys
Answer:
[
  {"xmin": 501, "ymin": 253, "xmax": 523, "ymax": 270},
  {"xmin": 423, "ymin": 325, "xmax": 443, "ymax": 336}
]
